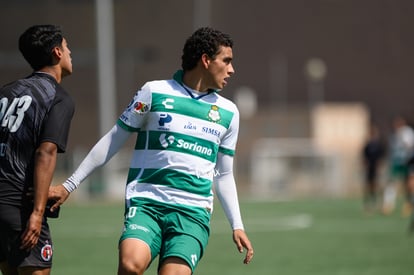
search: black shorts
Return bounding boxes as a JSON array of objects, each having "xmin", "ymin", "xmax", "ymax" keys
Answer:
[{"xmin": 0, "ymin": 204, "xmax": 53, "ymax": 268}]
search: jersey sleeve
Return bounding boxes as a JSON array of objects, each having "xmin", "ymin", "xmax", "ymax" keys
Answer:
[
  {"xmin": 63, "ymin": 124, "xmax": 131, "ymax": 192},
  {"xmin": 219, "ymin": 105, "xmax": 240, "ymax": 156},
  {"xmin": 117, "ymin": 83, "xmax": 152, "ymax": 132},
  {"xmin": 214, "ymin": 152, "xmax": 244, "ymax": 230},
  {"xmin": 40, "ymin": 88, "xmax": 75, "ymax": 153}
]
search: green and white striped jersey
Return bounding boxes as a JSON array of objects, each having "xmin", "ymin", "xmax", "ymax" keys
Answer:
[{"xmin": 117, "ymin": 71, "xmax": 240, "ymax": 211}]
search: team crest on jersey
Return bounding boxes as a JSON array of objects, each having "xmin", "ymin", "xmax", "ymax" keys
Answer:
[
  {"xmin": 207, "ymin": 105, "xmax": 221, "ymax": 122},
  {"xmin": 40, "ymin": 243, "xmax": 53, "ymax": 261}
]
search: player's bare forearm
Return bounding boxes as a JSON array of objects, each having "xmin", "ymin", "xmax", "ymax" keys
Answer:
[
  {"xmin": 233, "ymin": 229, "xmax": 254, "ymax": 264},
  {"xmin": 32, "ymin": 142, "xmax": 57, "ymax": 216},
  {"xmin": 21, "ymin": 142, "xmax": 57, "ymax": 250}
]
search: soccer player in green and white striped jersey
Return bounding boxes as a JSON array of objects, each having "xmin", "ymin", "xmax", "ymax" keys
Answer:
[{"xmin": 49, "ymin": 27, "xmax": 254, "ymax": 275}]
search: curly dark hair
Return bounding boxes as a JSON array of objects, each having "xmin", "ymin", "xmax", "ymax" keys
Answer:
[
  {"xmin": 18, "ymin": 25, "xmax": 63, "ymax": 71},
  {"xmin": 181, "ymin": 27, "xmax": 233, "ymax": 71}
]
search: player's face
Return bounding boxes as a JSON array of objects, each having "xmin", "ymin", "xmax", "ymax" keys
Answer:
[
  {"xmin": 205, "ymin": 46, "xmax": 235, "ymax": 90},
  {"xmin": 60, "ymin": 38, "xmax": 73, "ymax": 77}
]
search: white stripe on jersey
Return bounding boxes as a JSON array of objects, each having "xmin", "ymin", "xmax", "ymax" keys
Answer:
[{"xmin": 126, "ymin": 181, "xmax": 214, "ymax": 212}]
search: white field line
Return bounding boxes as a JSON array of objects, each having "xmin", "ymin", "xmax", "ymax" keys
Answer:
[
  {"xmin": 210, "ymin": 214, "xmax": 313, "ymax": 234},
  {"xmin": 53, "ymin": 214, "xmax": 313, "ymax": 238},
  {"xmin": 53, "ymin": 225, "xmax": 123, "ymax": 238}
]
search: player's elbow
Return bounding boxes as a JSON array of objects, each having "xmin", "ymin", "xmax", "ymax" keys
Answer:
[{"xmin": 35, "ymin": 142, "xmax": 58, "ymax": 162}]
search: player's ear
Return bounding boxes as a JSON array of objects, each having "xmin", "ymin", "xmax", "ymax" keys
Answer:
[
  {"xmin": 51, "ymin": 46, "xmax": 63, "ymax": 65},
  {"xmin": 201, "ymin": 53, "xmax": 211, "ymax": 69}
]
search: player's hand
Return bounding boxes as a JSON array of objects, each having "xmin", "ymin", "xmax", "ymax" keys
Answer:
[
  {"xmin": 20, "ymin": 212, "xmax": 43, "ymax": 251},
  {"xmin": 48, "ymin": 184, "xmax": 70, "ymax": 212},
  {"xmin": 233, "ymin": 229, "xmax": 254, "ymax": 264}
]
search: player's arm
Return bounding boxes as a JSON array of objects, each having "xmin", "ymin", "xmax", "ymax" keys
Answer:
[
  {"xmin": 214, "ymin": 152, "xmax": 254, "ymax": 264},
  {"xmin": 49, "ymin": 84, "xmax": 151, "ymax": 209},
  {"xmin": 48, "ymin": 124, "xmax": 132, "ymax": 210},
  {"xmin": 21, "ymin": 141, "xmax": 57, "ymax": 250}
]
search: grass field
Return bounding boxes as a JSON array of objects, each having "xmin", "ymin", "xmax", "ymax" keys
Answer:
[{"xmin": 49, "ymin": 197, "xmax": 413, "ymax": 275}]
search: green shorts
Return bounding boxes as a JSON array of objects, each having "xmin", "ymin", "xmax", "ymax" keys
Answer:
[
  {"xmin": 390, "ymin": 163, "xmax": 409, "ymax": 182},
  {"xmin": 119, "ymin": 198, "xmax": 211, "ymax": 272}
]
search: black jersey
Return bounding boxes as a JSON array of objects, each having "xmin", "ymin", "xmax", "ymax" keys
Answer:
[{"xmin": 0, "ymin": 72, "xmax": 75, "ymax": 207}]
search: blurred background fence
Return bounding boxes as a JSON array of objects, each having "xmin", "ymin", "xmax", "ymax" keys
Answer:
[{"xmin": 1, "ymin": 0, "xmax": 412, "ymax": 201}]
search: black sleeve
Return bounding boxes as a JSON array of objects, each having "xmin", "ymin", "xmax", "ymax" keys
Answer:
[{"xmin": 40, "ymin": 88, "xmax": 75, "ymax": 153}]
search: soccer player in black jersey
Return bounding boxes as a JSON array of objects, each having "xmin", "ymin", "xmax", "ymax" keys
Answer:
[{"xmin": 0, "ymin": 25, "xmax": 75, "ymax": 275}]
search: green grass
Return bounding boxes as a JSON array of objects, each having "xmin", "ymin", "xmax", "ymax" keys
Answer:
[{"xmin": 49, "ymin": 198, "xmax": 414, "ymax": 274}]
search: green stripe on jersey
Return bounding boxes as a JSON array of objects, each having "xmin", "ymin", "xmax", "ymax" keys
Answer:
[
  {"xmin": 151, "ymin": 93, "xmax": 234, "ymax": 128},
  {"xmin": 219, "ymin": 146, "xmax": 235, "ymax": 156},
  {"xmin": 135, "ymin": 130, "xmax": 147, "ymax": 149},
  {"xmin": 139, "ymin": 168, "xmax": 212, "ymax": 196},
  {"xmin": 127, "ymin": 168, "xmax": 141, "ymax": 183},
  {"xmin": 117, "ymin": 119, "xmax": 139, "ymax": 132},
  {"xmin": 136, "ymin": 131, "xmax": 219, "ymax": 162}
]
